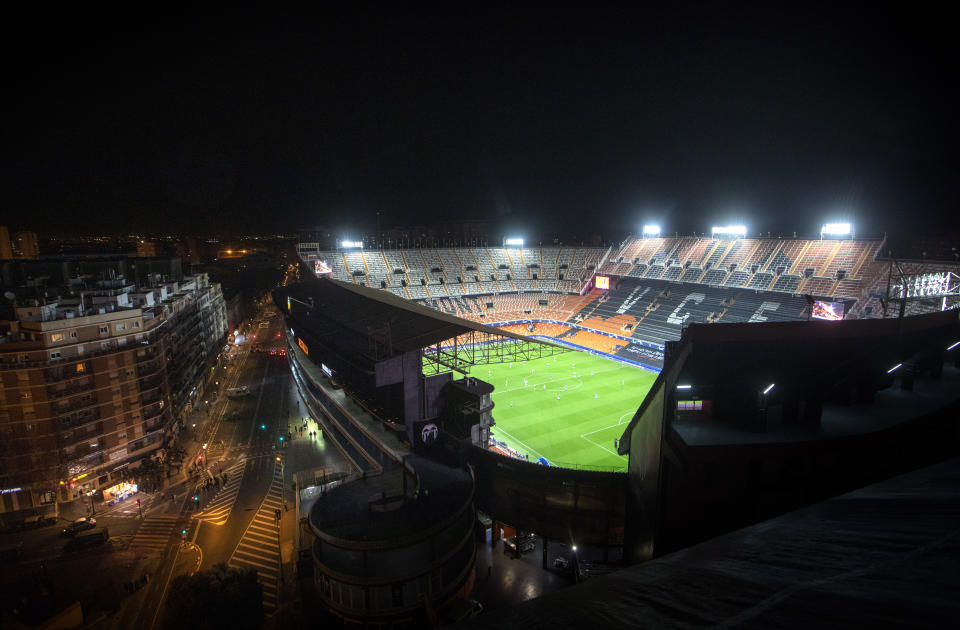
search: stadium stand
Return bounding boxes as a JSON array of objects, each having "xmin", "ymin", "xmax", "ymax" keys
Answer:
[{"xmin": 301, "ymin": 238, "xmax": 960, "ymax": 339}]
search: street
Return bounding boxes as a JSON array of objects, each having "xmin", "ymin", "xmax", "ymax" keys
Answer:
[{"xmin": 2, "ymin": 294, "xmax": 351, "ymax": 630}]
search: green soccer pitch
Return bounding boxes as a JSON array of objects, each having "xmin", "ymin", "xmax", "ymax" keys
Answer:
[{"xmin": 465, "ymin": 350, "xmax": 659, "ymax": 471}]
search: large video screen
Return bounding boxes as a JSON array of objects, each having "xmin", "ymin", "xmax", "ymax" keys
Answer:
[
  {"xmin": 595, "ymin": 275, "xmax": 610, "ymax": 290},
  {"xmin": 812, "ymin": 300, "xmax": 845, "ymax": 321},
  {"xmin": 314, "ymin": 259, "xmax": 332, "ymax": 276}
]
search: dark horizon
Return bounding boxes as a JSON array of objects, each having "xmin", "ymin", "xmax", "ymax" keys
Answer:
[{"xmin": 4, "ymin": 6, "xmax": 957, "ymax": 241}]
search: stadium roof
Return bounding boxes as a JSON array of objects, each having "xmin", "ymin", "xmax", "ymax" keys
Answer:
[{"xmin": 275, "ymin": 276, "xmax": 563, "ymax": 365}]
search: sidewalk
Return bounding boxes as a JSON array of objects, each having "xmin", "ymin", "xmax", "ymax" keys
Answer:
[{"xmin": 273, "ymin": 372, "xmax": 351, "ymax": 627}]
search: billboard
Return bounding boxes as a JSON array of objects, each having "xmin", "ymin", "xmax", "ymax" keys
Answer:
[
  {"xmin": 811, "ymin": 300, "xmax": 845, "ymax": 321},
  {"xmin": 314, "ymin": 259, "xmax": 332, "ymax": 276},
  {"xmin": 595, "ymin": 275, "xmax": 610, "ymax": 290}
]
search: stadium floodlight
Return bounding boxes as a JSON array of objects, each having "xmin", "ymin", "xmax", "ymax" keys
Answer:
[
  {"xmin": 821, "ymin": 222, "xmax": 852, "ymax": 236},
  {"xmin": 676, "ymin": 384, "xmax": 692, "ymax": 390},
  {"xmin": 571, "ymin": 545, "xmax": 578, "ymax": 552},
  {"xmin": 642, "ymin": 224, "xmax": 661, "ymax": 236},
  {"xmin": 711, "ymin": 225, "xmax": 747, "ymax": 237},
  {"xmin": 947, "ymin": 341, "xmax": 960, "ymax": 351},
  {"xmin": 887, "ymin": 363, "xmax": 902, "ymax": 374},
  {"xmin": 340, "ymin": 240, "xmax": 363, "ymax": 249},
  {"xmin": 504, "ymin": 237, "xmax": 524, "ymax": 247},
  {"xmin": 762, "ymin": 383, "xmax": 775, "ymax": 395}
]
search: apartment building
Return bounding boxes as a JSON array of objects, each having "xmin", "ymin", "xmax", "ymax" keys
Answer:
[
  {"xmin": 0, "ymin": 226, "xmax": 12, "ymax": 260},
  {"xmin": 13, "ymin": 230, "xmax": 40, "ymax": 259},
  {"xmin": 0, "ymin": 269, "xmax": 227, "ymax": 527}
]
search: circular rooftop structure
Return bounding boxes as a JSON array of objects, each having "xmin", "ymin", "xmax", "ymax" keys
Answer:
[{"xmin": 308, "ymin": 456, "xmax": 475, "ymax": 625}]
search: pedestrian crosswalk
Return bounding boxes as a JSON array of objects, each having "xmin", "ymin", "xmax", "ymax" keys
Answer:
[
  {"xmin": 128, "ymin": 514, "xmax": 180, "ymax": 552},
  {"xmin": 228, "ymin": 459, "xmax": 285, "ymax": 615},
  {"xmin": 193, "ymin": 460, "xmax": 246, "ymax": 526}
]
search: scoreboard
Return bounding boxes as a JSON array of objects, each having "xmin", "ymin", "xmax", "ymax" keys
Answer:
[{"xmin": 596, "ymin": 275, "xmax": 610, "ymax": 290}]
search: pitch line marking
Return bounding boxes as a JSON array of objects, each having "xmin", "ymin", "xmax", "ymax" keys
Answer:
[
  {"xmin": 494, "ymin": 427, "xmax": 548, "ymax": 462},
  {"xmin": 580, "ymin": 433, "xmax": 624, "ymax": 459}
]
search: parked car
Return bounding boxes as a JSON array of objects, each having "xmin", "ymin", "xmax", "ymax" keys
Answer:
[
  {"xmin": 23, "ymin": 514, "xmax": 56, "ymax": 528},
  {"xmin": 64, "ymin": 527, "xmax": 110, "ymax": 552},
  {"xmin": 61, "ymin": 517, "xmax": 96, "ymax": 537}
]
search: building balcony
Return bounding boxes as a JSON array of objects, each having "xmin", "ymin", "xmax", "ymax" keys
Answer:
[
  {"xmin": 142, "ymin": 401, "xmax": 164, "ymax": 421},
  {"xmin": 64, "ymin": 442, "xmax": 105, "ymax": 462},
  {"xmin": 47, "ymin": 380, "xmax": 96, "ymax": 400},
  {"xmin": 44, "ymin": 362, "xmax": 92, "ymax": 384},
  {"xmin": 140, "ymin": 389, "xmax": 163, "ymax": 406},
  {"xmin": 136, "ymin": 360, "xmax": 162, "ymax": 379},
  {"xmin": 51, "ymin": 394, "xmax": 99, "ymax": 415},
  {"xmin": 57, "ymin": 408, "xmax": 101, "ymax": 429},
  {"xmin": 57, "ymin": 423, "xmax": 105, "ymax": 448},
  {"xmin": 139, "ymin": 374, "xmax": 164, "ymax": 391}
]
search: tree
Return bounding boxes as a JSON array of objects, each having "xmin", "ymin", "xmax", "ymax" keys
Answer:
[{"xmin": 166, "ymin": 563, "xmax": 264, "ymax": 630}]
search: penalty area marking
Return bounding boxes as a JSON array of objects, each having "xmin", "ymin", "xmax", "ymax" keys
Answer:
[
  {"xmin": 579, "ymin": 409, "xmax": 634, "ymax": 459},
  {"xmin": 494, "ymin": 426, "xmax": 548, "ymax": 462}
]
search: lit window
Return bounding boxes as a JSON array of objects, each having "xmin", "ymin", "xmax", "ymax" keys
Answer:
[
  {"xmin": 51, "ymin": 333, "xmax": 64, "ymax": 342},
  {"xmin": 76, "ymin": 363, "xmax": 86, "ymax": 374},
  {"xmin": 677, "ymin": 400, "xmax": 703, "ymax": 410}
]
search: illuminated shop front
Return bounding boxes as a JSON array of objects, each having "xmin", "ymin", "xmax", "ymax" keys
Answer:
[{"xmin": 103, "ymin": 481, "xmax": 138, "ymax": 502}]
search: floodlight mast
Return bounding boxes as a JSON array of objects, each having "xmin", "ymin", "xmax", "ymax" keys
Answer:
[
  {"xmin": 504, "ymin": 237, "xmax": 524, "ymax": 247},
  {"xmin": 711, "ymin": 225, "xmax": 747, "ymax": 237},
  {"xmin": 821, "ymin": 223, "xmax": 853, "ymax": 238},
  {"xmin": 642, "ymin": 224, "xmax": 661, "ymax": 237}
]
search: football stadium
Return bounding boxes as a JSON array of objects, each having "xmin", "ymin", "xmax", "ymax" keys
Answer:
[{"xmin": 279, "ymin": 227, "xmax": 960, "ymax": 626}]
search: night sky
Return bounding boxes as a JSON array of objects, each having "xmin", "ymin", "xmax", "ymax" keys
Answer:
[{"xmin": 5, "ymin": 5, "xmax": 956, "ymax": 240}]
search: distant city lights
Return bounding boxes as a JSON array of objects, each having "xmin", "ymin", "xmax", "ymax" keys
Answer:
[{"xmin": 711, "ymin": 225, "xmax": 747, "ymax": 236}]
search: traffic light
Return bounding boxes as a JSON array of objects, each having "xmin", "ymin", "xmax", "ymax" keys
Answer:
[
  {"xmin": 181, "ymin": 528, "xmax": 187, "ymax": 538},
  {"xmin": 278, "ymin": 435, "xmax": 284, "ymax": 442},
  {"xmin": 193, "ymin": 495, "xmax": 199, "ymax": 502},
  {"xmin": 135, "ymin": 498, "xmax": 140, "ymax": 506},
  {"xmin": 261, "ymin": 423, "xmax": 266, "ymax": 430}
]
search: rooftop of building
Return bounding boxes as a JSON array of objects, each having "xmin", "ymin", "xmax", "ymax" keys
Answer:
[
  {"xmin": 309, "ymin": 456, "xmax": 473, "ymax": 545},
  {"xmin": 462, "ymin": 455, "xmax": 960, "ymax": 629},
  {"xmin": 310, "ymin": 456, "xmax": 473, "ymax": 545}
]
